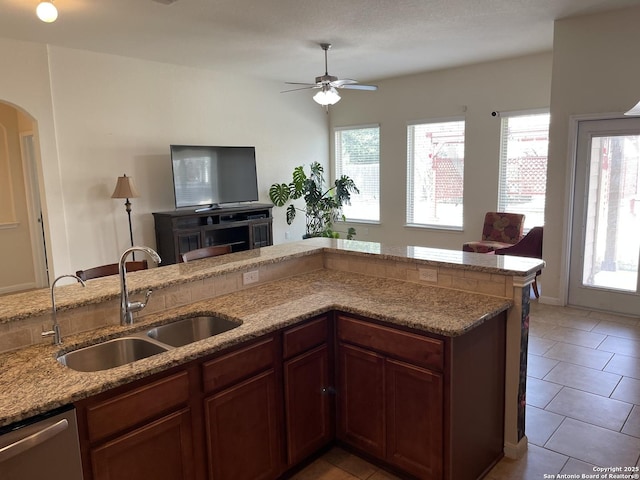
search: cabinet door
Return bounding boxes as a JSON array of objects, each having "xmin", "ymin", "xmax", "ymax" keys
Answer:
[
  {"xmin": 284, "ymin": 344, "xmax": 332, "ymax": 465},
  {"xmin": 250, "ymin": 221, "xmax": 272, "ymax": 248},
  {"xmin": 337, "ymin": 343, "xmax": 385, "ymax": 458},
  {"xmin": 386, "ymin": 359, "xmax": 443, "ymax": 480},
  {"xmin": 205, "ymin": 369, "xmax": 282, "ymax": 480},
  {"xmin": 91, "ymin": 409, "xmax": 194, "ymax": 480},
  {"xmin": 176, "ymin": 229, "xmax": 202, "ymax": 261}
]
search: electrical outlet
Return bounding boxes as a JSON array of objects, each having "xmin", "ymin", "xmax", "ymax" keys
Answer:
[
  {"xmin": 243, "ymin": 270, "xmax": 259, "ymax": 285},
  {"xmin": 418, "ymin": 268, "xmax": 438, "ymax": 282},
  {"xmin": 285, "ymin": 231, "xmax": 291, "ymax": 240}
]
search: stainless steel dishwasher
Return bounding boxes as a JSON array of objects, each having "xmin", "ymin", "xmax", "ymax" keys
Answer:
[{"xmin": 0, "ymin": 405, "xmax": 83, "ymax": 480}]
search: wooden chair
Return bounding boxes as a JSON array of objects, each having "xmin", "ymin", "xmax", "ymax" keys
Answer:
[
  {"xmin": 181, "ymin": 245, "xmax": 232, "ymax": 263},
  {"xmin": 76, "ymin": 260, "xmax": 148, "ymax": 281},
  {"xmin": 462, "ymin": 212, "xmax": 526, "ymax": 253}
]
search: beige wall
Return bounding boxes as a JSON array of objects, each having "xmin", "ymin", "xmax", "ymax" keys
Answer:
[
  {"xmin": 329, "ymin": 52, "xmax": 552, "ymax": 250},
  {"xmin": 0, "ymin": 40, "xmax": 328, "ymax": 284},
  {"xmin": 47, "ymin": 47, "xmax": 328, "ymax": 273},
  {"xmin": 2, "ymin": 5, "xmax": 638, "ymax": 302},
  {"xmin": 0, "ymin": 39, "xmax": 63, "ymax": 285},
  {"xmin": 544, "ymin": 5, "xmax": 640, "ymax": 303}
]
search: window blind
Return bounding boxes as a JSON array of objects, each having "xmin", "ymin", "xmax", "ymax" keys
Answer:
[
  {"xmin": 497, "ymin": 112, "xmax": 550, "ymax": 231},
  {"xmin": 406, "ymin": 119, "xmax": 465, "ymax": 229},
  {"xmin": 334, "ymin": 125, "xmax": 380, "ymax": 222}
]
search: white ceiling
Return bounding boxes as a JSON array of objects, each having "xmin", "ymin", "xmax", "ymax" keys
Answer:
[{"xmin": 2, "ymin": 0, "xmax": 640, "ymax": 85}]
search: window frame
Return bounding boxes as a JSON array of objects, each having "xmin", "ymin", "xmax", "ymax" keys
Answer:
[
  {"xmin": 334, "ymin": 124, "xmax": 381, "ymax": 224},
  {"xmin": 405, "ymin": 116, "xmax": 466, "ymax": 231},
  {"xmin": 497, "ymin": 108, "xmax": 550, "ymax": 232}
]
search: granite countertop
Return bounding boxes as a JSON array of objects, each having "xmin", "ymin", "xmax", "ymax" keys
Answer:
[
  {"xmin": 0, "ymin": 238, "xmax": 543, "ymax": 326},
  {"xmin": 0, "ymin": 269, "xmax": 512, "ymax": 427}
]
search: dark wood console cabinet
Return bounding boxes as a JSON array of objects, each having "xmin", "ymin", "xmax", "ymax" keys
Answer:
[{"xmin": 153, "ymin": 204, "xmax": 273, "ymax": 264}]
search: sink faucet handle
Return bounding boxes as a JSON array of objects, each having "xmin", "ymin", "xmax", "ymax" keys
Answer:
[
  {"xmin": 127, "ymin": 289, "xmax": 153, "ymax": 313},
  {"xmin": 41, "ymin": 325, "xmax": 58, "ymax": 339}
]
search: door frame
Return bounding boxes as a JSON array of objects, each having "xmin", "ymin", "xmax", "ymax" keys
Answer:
[
  {"xmin": 19, "ymin": 131, "xmax": 49, "ymax": 288},
  {"xmin": 563, "ymin": 112, "xmax": 638, "ymax": 311}
]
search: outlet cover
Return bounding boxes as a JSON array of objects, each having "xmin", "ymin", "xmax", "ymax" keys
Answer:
[
  {"xmin": 243, "ymin": 270, "xmax": 259, "ymax": 285},
  {"xmin": 418, "ymin": 268, "xmax": 438, "ymax": 283}
]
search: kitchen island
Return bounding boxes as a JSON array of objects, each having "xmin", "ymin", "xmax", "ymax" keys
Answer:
[{"xmin": 0, "ymin": 238, "xmax": 543, "ymax": 479}]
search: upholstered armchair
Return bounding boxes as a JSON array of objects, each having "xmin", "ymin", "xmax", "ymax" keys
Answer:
[
  {"xmin": 495, "ymin": 226, "xmax": 544, "ymax": 298},
  {"xmin": 462, "ymin": 212, "xmax": 525, "ymax": 253}
]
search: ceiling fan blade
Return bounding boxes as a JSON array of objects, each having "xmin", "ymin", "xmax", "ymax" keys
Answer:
[
  {"xmin": 331, "ymin": 78, "xmax": 358, "ymax": 87},
  {"xmin": 284, "ymin": 82, "xmax": 319, "ymax": 86},
  {"xmin": 339, "ymin": 84, "xmax": 378, "ymax": 91},
  {"xmin": 281, "ymin": 85, "xmax": 321, "ymax": 93}
]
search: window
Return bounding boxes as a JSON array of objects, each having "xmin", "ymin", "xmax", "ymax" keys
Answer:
[
  {"xmin": 407, "ymin": 119, "xmax": 465, "ymax": 229},
  {"xmin": 334, "ymin": 125, "xmax": 380, "ymax": 222},
  {"xmin": 498, "ymin": 112, "xmax": 550, "ymax": 231}
]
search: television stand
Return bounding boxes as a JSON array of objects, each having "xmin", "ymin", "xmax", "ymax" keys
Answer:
[{"xmin": 153, "ymin": 203, "xmax": 273, "ymax": 264}]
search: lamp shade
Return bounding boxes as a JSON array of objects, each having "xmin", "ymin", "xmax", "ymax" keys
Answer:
[
  {"xmin": 111, "ymin": 174, "xmax": 140, "ymax": 199},
  {"xmin": 313, "ymin": 86, "xmax": 341, "ymax": 106},
  {"xmin": 36, "ymin": 1, "xmax": 58, "ymax": 22}
]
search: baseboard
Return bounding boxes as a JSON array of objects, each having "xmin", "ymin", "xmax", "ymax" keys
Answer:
[
  {"xmin": 0, "ymin": 282, "xmax": 37, "ymax": 295},
  {"xmin": 504, "ymin": 435, "xmax": 528, "ymax": 459},
  {"xmin": 538, "ymin": 295, "xmax": 563, "ymax": 306}
]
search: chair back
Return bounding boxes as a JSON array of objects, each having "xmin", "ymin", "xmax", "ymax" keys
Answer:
[
  {"xmin": 76, "ymin": 260, "xmax": 148, "ymax": 281},
  {"xmin": 481, "ymin": 212, "xmax": 525, "ymax": 244},
  {"xmin": 494, "ymin": 226, "xmax": 543, "ymax": 259},
  {"xmin": 181, "ymin": 245, "xmax": 232, "ymax": 263}
]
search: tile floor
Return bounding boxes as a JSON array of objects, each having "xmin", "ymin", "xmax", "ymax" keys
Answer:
[{"xmin": 292, "ymin": 301, "xmax": 640, "ymax": 480}]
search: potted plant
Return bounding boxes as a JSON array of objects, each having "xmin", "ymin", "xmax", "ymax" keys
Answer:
[{"xmin": 269, "ymin": 161, "xmax": 359, "ymax": 239}]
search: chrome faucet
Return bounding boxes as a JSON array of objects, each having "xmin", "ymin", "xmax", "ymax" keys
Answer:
[
  {"xmin": 119, "ymin": 246, "xmax": 161, "ymax": 325},
  {"xmin": 42, "ymin": 274, "xmax": 86, "ymax": 345}
]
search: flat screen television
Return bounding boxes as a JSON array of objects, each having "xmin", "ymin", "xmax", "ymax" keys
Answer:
[{"xmin": 170, "ymin": 145, "xmax": 259, "ymax": 210}]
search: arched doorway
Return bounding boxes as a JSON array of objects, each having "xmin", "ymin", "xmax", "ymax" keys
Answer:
[{"xmin": 0, "ymin": 101, "xmax": 48, "ymax": 293}]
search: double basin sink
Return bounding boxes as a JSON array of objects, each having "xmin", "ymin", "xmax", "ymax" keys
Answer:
[{"xmin": 57, "ymin": 316, "xmax": 241, "ymax": 372}]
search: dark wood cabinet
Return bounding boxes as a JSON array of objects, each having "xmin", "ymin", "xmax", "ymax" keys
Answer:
[
  {"xmin": 205, "ymin": 370, "xmax": 282, "ymax": 480},
  {"xmin": 337, "ymin": 343, "xmax": 385, "ymax": 458},
  {"xmin": 91, "ymin": 409, "xmax": 195, "ymax": 480},
  {"xmin": 337, "ymin": 334, "xmax": 443, "ymax": 479},
  {"xmin": 283, "ymin": 316, "xmax": 333, "ymax": 465},
  {"xmin": 75, "ymin": 311, "xmax": 506, "ymax": 480},
  {"xmin": 386, "ymin": 358, "xmax": 443, "ymax": 479},
  {"xmin": 76, "ymin": 371, "xmax": 197, "ymax": 480},
  {"xmin": 336, "ymin": 313, "xmax": 505, "ymax": 480},
  {"xmin": 202, "ymin": 335, "xmax": 284, "ymax": 480},
  {"xmin": 153, "ymin": 204, "xmax": 273, "ymax": 264}
]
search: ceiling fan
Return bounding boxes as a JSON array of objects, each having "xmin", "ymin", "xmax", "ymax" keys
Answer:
[{"xmin": 282, "ymin": 43, "xmax": 378, "ymax": 106}]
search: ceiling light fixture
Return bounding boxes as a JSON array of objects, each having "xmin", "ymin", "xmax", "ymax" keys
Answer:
[
  {"xmin": 624, "ymin": 101, "xmax": 640, "ymax": 116},
  {"xmin": 313, "ymin": 86, "xmax": 341, "ymax": 106},
  {"xmin": 36, "ymin": 1, "xmax": 58, "ymax": 23}
]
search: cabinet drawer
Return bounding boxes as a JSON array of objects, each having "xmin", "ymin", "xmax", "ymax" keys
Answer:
[
  {"xmin": 283, "ymin": 316, "xmax": 329, "ymax": 359},
  {"xmin": 86, "ymin": 371, "xmax": 190, "ymax": 443},
  {"xmin": 202, "ymin": 336, "xmax": 275, "ymax": 393},
  {"xmin": 337, "ymin": 315, "xmax": 443, "ymax": 371}
]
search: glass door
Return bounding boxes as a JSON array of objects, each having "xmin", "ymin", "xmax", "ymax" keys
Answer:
[{"xmin": 568, "ymin": 117, "xmax": 640, "ymax": 314}]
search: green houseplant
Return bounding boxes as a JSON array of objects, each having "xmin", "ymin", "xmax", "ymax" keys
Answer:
[{"xmin": 269, "ymin": 162, "xmax": 359, "ymax": 239}]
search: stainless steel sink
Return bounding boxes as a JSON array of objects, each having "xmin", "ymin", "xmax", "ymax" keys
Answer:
[
  {"xmin": 57, "ymin": 337, "xmax": 169, "ymax": 372},
  {"xmin": 147, "ymin": 316, "xmax": 241, "ymax": 348},
  {"xmin": 57, "ymin": 314, "xmax": 241, "ymax": 372}
]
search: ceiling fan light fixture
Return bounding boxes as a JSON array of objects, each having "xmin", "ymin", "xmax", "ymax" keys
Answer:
[
  {"xmin": 36, "ymin": 1, "xmax": 58, "ymax": 22},
  {"xmin": 624, "ymin": 100, "xmax": 640, "ymax": 116},
  {"xmin": 313, "ymin": 86, "xmax": 341, "ymax": 106}
]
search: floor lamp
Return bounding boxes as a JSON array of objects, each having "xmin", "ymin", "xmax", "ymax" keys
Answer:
[{"xmin": 111, "ymin": 174, "xmax": 140, "ymax": 260}]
